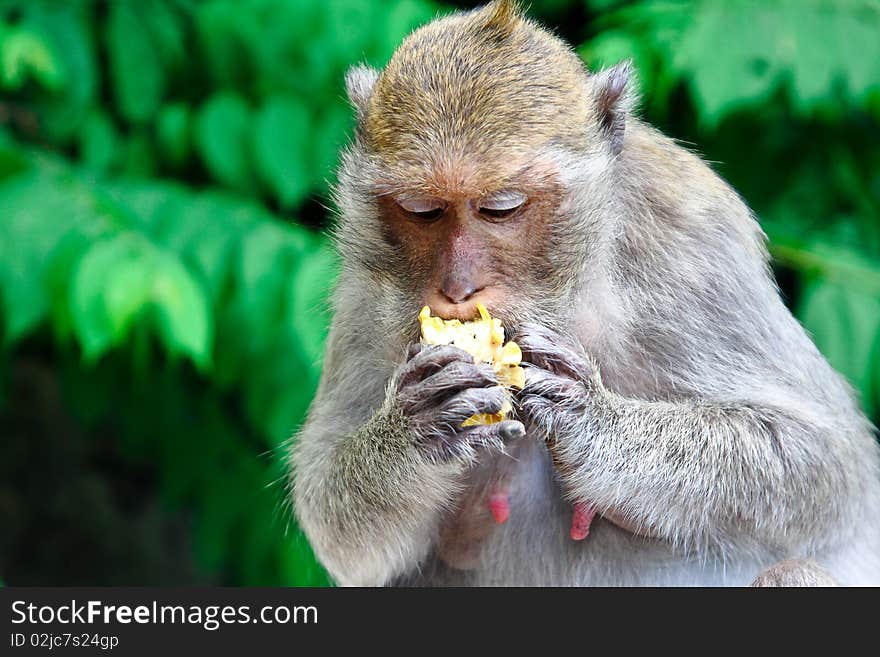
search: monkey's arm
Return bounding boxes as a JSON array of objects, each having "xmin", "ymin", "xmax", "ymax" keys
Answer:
[
  {"xmin": 293, "ymin": 398, "xmax": 463, "ymax": 586},
  {"xmin": 292, "ymin": 324, "xmax": 523, "ymax": 586},
  {"xmin": 518, "ymin": 326, "xmax": 866, "ymax": 553}
]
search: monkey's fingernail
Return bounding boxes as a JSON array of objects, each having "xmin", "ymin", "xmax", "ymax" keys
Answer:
[{"xmin": 503, "ymin": 424, "xmax": 525, "ymax": 440}]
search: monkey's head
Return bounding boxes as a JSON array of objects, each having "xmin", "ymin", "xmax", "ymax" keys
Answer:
[{"xmin": 333, "ymin": 0, "xmax": 633, "ymax": 332}]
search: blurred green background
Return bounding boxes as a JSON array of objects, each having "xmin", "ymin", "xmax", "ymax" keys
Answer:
[{"xmin": 0, "ymin": 0, "xmax": 878, "ymax": 586}]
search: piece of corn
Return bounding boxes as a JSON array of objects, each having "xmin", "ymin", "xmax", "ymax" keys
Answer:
[{"xmin": 418, "ymin": 303, "xmax": 525, "ymax": 426}]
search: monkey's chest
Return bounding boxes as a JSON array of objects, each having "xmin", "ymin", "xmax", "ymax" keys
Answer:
[{"xmin": 436, "ymin": 439, "xmax": 557, "ymax": 570}]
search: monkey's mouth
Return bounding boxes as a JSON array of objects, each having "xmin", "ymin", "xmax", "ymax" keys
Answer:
[
  {"xmin": 427, "ymin": 306, "xmax": 486, "ymax": 322},
  {"xmin": 421, "ymin": 293, "xmax": 504, "ymax": 323}
]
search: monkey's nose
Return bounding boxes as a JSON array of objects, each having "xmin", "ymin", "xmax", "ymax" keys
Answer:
[{"xmin": 441, "ymin": 283, "xmax": 484, "ymax": 305}]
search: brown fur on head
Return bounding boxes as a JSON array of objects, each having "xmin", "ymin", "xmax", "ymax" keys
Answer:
[
  {"xmin": 335, "ymin": 0, "xmax": 634, "ymax": 327},
  {"xmin": 365, "ymin": 1, "xmax": 590, "ymax": 176}
]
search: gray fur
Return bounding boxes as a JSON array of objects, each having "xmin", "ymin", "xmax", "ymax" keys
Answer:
[
  {"xmin": 289, "ymin": 3, "xmax": 880, "ymax": 587},
  {"xmin": 344, "ymin": 64, "xmax": 378, "ymax": 122},
  {"xmin": 591, "ymin": 60, "xmax": 635, "ymax": 155},
  {"xmin": 751, "ymin": 559, "xmax": 838, "ymax": 587}
]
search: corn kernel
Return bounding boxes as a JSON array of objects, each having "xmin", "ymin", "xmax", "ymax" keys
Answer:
[{"xmin": 418, "ymin": 303, "xmax": 524, "ymax": 426}]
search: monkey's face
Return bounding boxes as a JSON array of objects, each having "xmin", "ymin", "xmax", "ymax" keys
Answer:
[{"xmin": 372, "ymin": 152, "xmax": 573, "ymax": 326}]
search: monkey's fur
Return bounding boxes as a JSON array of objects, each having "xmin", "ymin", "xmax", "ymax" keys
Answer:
[{"xmin": 290, "ymin": 1, "xmax": 880, "ymax": 586}]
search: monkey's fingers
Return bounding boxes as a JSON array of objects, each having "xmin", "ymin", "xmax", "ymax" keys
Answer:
[
  {"xmin": 437, "ymin": 386, "xmax": 506, "ymax": 426},
  {"xmin": 519, "ymin": 393, "xmax": 554, "ymax": 435},
  {"xmin": 521, "ymin": 365, "xmax": 587, "ymax": 406},
  {"xmin": 429, "ymin": 420, "xmax": 523, "ymax": 461},
  {"xmin": 515, "ymin": 323, "xmax": 591, "ymax": 382},
  {"xmin": 461, "ymin": 421, "xmax": 525, "ymax": 451},
  {"xmin": 398, "ymin": 344, "xmax": 477, "ymax": 387},
  {"xmin": 401, "ymin": 361, "xmax": 498, "ymax": 412},
  {"xmin": 519, "ymin": 368, "xmax": 588, "ymax": 437}
]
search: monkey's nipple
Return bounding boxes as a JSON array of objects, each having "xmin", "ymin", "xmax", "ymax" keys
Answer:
[
  {"xmin": 487, "ymin": 491, "xmax": 510, "ymax": 524},
  {"xmin": 570, "ymin": 502, "xmax": 597, "ymax": 541}
]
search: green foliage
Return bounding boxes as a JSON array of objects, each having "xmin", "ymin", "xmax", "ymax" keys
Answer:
[
  {"xmin": 0, "ymin": 0, "xmax": 439, "ymax": 585},
  {"xmin": 0, "ymin": 152, "xmax": 339, "ymax": 584},
  {"xmin": 0, "ymin": 0, "xmax": 436, "ymax": 204},
  {"xmin": 584, "ymin": 0, "xmax": 880, "ymax": 123},
  {"xmin": 107, "ymin": 2, "xmax": 167, "ymax": 125},
  {"xmin": 252, "ymin": 97, "xmax": 312, "ymax": 208},
  {"xmin": 195, "ymin": 92, "xmax": 259, "ymax": 194},
  {"xmin": 0, "ymin": 0, "xmax": 878, "ymax": 585}
]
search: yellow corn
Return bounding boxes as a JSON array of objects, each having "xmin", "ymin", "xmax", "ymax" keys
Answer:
[{"xmin": 418, "ymin": 303, "xmax": 525, "ymax": 426}]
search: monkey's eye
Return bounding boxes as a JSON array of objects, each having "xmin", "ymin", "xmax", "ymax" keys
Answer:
[
  {"xmin": 396, "ymin": 196, "xmax": 447, "ymax": 222},
  {"xmin": 478, "ymin": 191, "xmax": 526, "ymax": 221}
]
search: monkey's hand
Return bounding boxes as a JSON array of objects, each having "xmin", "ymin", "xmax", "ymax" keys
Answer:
[
  {"xmin": 515, "ymin": 324, "xmax": 623, "ymax": 535},
  {"xmin": 293, "ymin": 342, "xmax": 525, "ymax": 585},
  {"xmin": 396, "ymin": 343, "xmax": 526, "ymax": 463},
  {"xmin": 515, "ymin": 323, "xmax": 599, "ymax": 446}
]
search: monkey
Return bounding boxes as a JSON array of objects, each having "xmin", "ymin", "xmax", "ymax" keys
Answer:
[{"xmin": 289, "ymin": 0, "xmax": 880, "ymax": 586}]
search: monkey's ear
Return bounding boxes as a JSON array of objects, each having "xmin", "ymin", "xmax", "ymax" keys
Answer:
[
  {"xmin": 479, "ymin": 0, "xmax": 523, "ymax": 37},
  {"xmin": 590, "ymin": 60, "xmax": 636, "ymax": 156},
  {"xmin": 345, "ymin": 65, "xmax": 379, "ymax": 123}
]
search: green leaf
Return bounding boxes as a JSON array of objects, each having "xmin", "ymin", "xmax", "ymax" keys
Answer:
[
  {"xmin": 0, "ymin": 133, "xmax": 29, "ymax": 181},
  {"xmin": 194, "ymin": 476, "xmax": 243, "ymax": 572},
  {"xmin": 768, "ymin": 237, "xmax": 880, "ymax": 297},
  {"xmin": 238, "ymin": 495, "xmax": 283, "ymax": 584},
  {"xmin": 325, "ymin": 0, "xmax": 375, "ymax": 62},
  {"xmin": 235, "ymin": 223, "xmax": 296, "ymax": 344},
  {"xmin": 798, "ymin": 280, "xmax": 880, "ymax": 416},
  {"xmin": 70, "ymin": 235, "xmax": 156, "ymax": 361},
  {"xmin": 678, "ymin": 2, "xmax": 782, "ymax": 126},
  {"xmin": 242, "ymin": 335, "xmax": 312, "ymax": 444},
  {"xmin": 70, "ymin": 234, "xmax": 212, "ymax": 367},
  {"xmin": 151, "ymin": 252, "xmax": 213, "ymax": 370},
  {"xmin": 312, "ymin": 100, "xmax": 352, "ymax": 194},
  {"xmin": 194, "ymin": 92, "xmax": 258, "ymax": 193},
  {"xmin": 45, "ymin": 229, "xmax": 97, "ymax": 343},
  {"xmin": 212, "ymin": 221, "xmax": 306, "ymax": 387},
  {"xmin": 0, "ymin": 26, "xmax": 64, "ymax": 91},
  {"xmin": 98, "ymin": 178, "xmax": 184, "ymax": 234},
  {"xmin": 106, "ymin": 1, "xmax": 166, "ymax": 124},
  {"xmin": 288, "ymin": 239, "xmax": 338, "ymax": 371},
  {"xmin": 233, "ymin": 233, "xmax": 336, "ymax": 443},
  {"xmin": 0, "ymin": 172, "xmax": 81, "ymax": 344},
  {"xmin": 151, "ymin": 192, "xmax": 266, "ymax": 307},
  {"xmin": 264, "ymin": 374, "xmax": 314, "ymax": 443},
  {"xmin": 79, "ymin": 110, "xmax": 119, "ymax": 172},
  {"xmin": 143, "ymin": 0, "xmax": 187, "ymax": 71},
  {"xmin": 246, "ymin": 1, "xmax": 326, "ymax": 93},
  {"xmin": 186, "ymin": 234, "xmax": 234, "ymax": 304},
  {"xmin": 156, "ymin": 103, "xmax": 191, "ymax": 168},
  {"xmin": 25, "ymin": 5, "xmax": 97, "ymax": 142},
  {"xmin": 120, "ymin": 131, "xmax": 158, "ymax": 178},
  {"xmin": 586, "ymin": 0, "xmax": 880, "ymax": 125},
  {"xmin": 785, "ymin": 2, "xmax": 839, "ymax": 112},
  {"xmin": 253, "ymin": 96, "xmax": 312, "ymax": 207},
  {"xmin": 374, "ymin": 0, "xmax": 439, "ymax": 62},
  {"xmin": 194, "ymin": 2, "xmax": 257, "ymax": 87},
  {"xmin": 587, "ymin": 0, "xmax": 631, "ymax": 10},
  {"xmin": 818, "ymin": 0, "xmax": 880, "ymax": 106}
]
